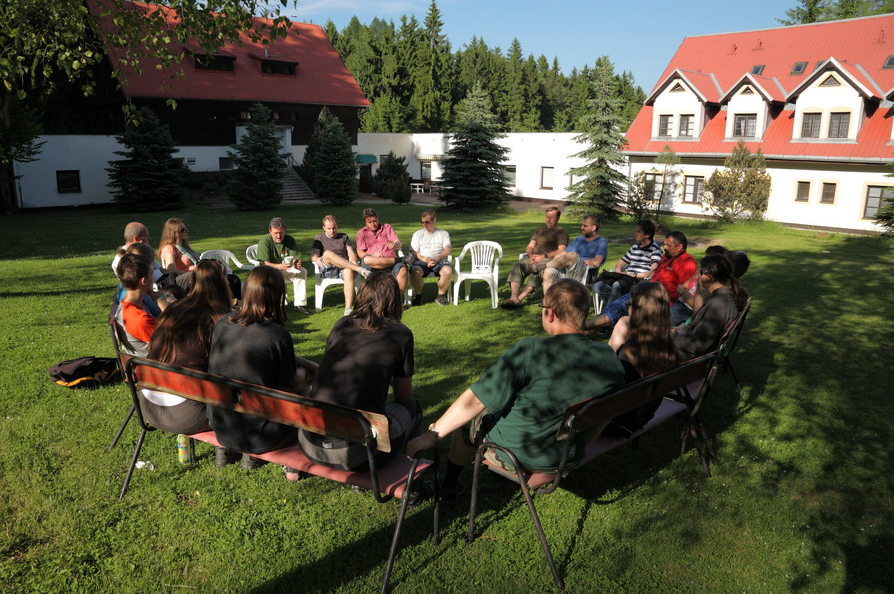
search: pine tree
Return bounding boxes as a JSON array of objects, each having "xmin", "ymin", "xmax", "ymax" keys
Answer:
[
  {"xmin": 227, "ymin": 103, "xmax": 286, "ymax": 210},
  {"xmin": 566, "ymin": 57, "xmax": 628, "ymax": 219},
  {"xmin": 372, "ymin": 151, "xmax": 411, "ymax": 204},
  {"xmin": 439, "ymin": 83, "xmax": 511, "ymax": 212},
  {"xmin": 409, "ymin": 1, "xmax": 453, "ymax": 131},
  {"xmin": 313, "ymin": 117, "xmax": 357, "ymax": 206},
  {"xmin": 703, "ymin": 141, "xmax": 771, "ymax": 224},
  {"xmin": 106, "ymin": 107, "xmax": 183, "ymax": 212}
]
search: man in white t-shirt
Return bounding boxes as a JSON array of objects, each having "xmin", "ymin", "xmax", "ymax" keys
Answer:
[{"xmin": 408, "ymin": 209, "xmax": 452, "ymax": 306}]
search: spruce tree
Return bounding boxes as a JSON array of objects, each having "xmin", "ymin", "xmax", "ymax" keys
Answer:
[
  {"xmin": 313, "ymin": 116, "xmax": 357, "ymax": 206},
  {"xmin": 372, "ymin": 151, "xmax": 411, "ymax": 204},
  {"xmin": 439, "ymin": 83, "xmax": 511, "ymax": 212},
  {"xmin": 566, "ymin": 56, "xmax": 628, "ymax": 220},
  {"xmin": 227, "ymin": 103, "xmax": 286, "ymax": 210},
  {"xmin": 106, "ymin": 107, "xmax": 183, "ymax": 212}
]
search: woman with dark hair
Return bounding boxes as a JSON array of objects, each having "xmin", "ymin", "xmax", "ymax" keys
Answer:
[
  {"xmin": 607, "ymin": 282, "xmax": 683, "ymax": 435},
  {"xmin": 158, "ymin": 218, "xmax": 200, "ymax": 274},
  {"xmin": 141, "ymin": 259, "xmax": 233, "ymax": 434},
  {"xmin": 207, "ymin": 266, "xmax": 316, "ymax": 468},
  {"xmin": 672, "ymin": 254, "xmax": 743, "ymax": 359},
  {"xmin": 299, "ymin": 273, "xmax": 420, "ymax": 471}
]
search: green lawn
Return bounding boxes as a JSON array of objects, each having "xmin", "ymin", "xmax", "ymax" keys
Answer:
[{"xmin": 1, "ymin": 203, "xmax": 892, "ymax": 593}]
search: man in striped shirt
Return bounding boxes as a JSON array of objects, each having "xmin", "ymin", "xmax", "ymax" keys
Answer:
[{"xmin": 593, "ymin": 219, "xmax": 662, "ymax": 305}]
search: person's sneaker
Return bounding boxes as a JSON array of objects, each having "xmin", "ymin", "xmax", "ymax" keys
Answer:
[
  {"xmin": 411, "ymin": 294, "xmax": 423, "ymax": 307},
  {"xmin": 343, "ymin": 307, "xmax": 353, "ymax": 316},
  {"xmin": 359, "ymin": 268, "xmax": 372, "ymax": 279},
  {"xmin": 439, "ymin": 480, "xmax": 466, "ymax": 506},
  {"xmin": 294, "ymin": 305, "xmax": 310, "ymax": 315},
  {"xmin": 406, "ymin": 480, "xmax": 434, "ymax": 507},
  {"xmin": 435, "ymin": 294, "xmax": 449, "ymax": 306},
  {"xmin": 241, "ymin": 454, "xmax": 266, "ymax": 470}
]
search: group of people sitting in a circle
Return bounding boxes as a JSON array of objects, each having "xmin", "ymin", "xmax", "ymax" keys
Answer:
[{"xmin": 111, "ymin": 210, "xmax": 749, "ymax": 505}]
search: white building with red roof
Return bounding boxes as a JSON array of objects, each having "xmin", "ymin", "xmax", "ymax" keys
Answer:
[
  {"xmin": 624, "ymin": 14, "xmax": 894, "ymax": 233},
  {"xmin": 11, "ymin": 1, "xmax": 369, "ymax": 209}
]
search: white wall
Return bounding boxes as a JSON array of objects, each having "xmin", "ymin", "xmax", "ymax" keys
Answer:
[
  {"xmin": 795, "ymin": 73, "xmax": 864, "ymax": 140},
  {"xmin": 651, "ymin": 82, "xmax": 705, "ymax": 139}
]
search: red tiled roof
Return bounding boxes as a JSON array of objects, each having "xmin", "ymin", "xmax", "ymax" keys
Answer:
[
  {"xmin": 626, "ymin": 14, "xmax": 894, "ymax": 162},
  {"xmin": 647, "ymin": 70, "xmax": 723, "ymax": 104},
  {"xmin": 92, "ymin": 1, "xmax": 369, "ymax": 107}
]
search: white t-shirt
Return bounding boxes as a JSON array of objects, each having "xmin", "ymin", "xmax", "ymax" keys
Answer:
[
  {"xmin": 112, "ymin": 247, "xmax": 163, "ymax": 282},
  {"xmin": 411, "ymin": 228, "xmax": 451, "ymax": 260}
]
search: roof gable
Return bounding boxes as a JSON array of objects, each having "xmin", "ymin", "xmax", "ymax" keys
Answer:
[
  {"xmin": 646, "ymin": 69, "xmax": 723, "ymax": 105},
  {"xmin": 787, "ymin": 57, "xmax": 882, "ymax": 101},
  {"xmin": 721, "ymin": 73, "xmax": 788, "ymax": 103}
]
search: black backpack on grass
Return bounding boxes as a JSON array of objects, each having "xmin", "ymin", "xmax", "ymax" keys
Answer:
[{"xmin": 49, "ymin": 357, "xmax": 120, "ymax": 389}]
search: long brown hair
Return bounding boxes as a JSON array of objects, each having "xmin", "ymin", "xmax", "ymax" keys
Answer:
[
  {"xmin": 150, "ymin": 260, "xmax": 233, "ymax": 367},
  {"xmin": 230, "ymin": 265, "xmax": 287, "ymax": 326},
  {"xmin": 624, "ymin": 282, "xmax": 682, "ymax": 377},
  {"xmin": 158, "ymin": 218, "xmax": 197, "ymax": 260},
  {"xmin": 350, "ymin": 272, "xmax": 402, "ymax": 331}
]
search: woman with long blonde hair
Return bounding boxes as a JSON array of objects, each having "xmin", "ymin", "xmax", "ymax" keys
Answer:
[{"xmin": 158, "ymin": 218, "xmax": 200, "ymax": 274}]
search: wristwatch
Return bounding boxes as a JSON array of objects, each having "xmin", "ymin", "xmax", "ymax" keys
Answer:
[{"xmin": 427, "ymin": 423, "xmax": 441, "ymax": 440}]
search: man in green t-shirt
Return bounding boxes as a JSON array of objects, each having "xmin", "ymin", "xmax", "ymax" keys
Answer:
[
  {"xmin": 407, "ymin": 278, "xmax": 625, "ymax": 503},
  {"xmin": 257, "ymin": 217, "xmax": 309, "ymax": 314}
]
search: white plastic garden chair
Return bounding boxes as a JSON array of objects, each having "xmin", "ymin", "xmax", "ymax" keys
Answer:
[
  {"xmin": 199, "ymin": 250, "xmax": 255, "ymax": 273},
  {"xmin": 452, "ymin": 241, "xmax": 503, "ymax": 308},
  {"xmin": 313, "ymin": 260, "xmax": 359, "ymax": 311}
]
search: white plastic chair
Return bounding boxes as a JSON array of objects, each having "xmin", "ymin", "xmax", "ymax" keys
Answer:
[
  {"xmin": 313, "ymin": 260, "xmax": 358, "ymax": 311},
  {"xmin": 245, "ymin": 244, "xmax": 260, "ymax": 266},
  {"xmin": 199, "ymin": 250, "xmax": 255, "ymax": 272},
  {"xmin": 453, "ymin": 241, "xmax": 503, "ymax": 308}
]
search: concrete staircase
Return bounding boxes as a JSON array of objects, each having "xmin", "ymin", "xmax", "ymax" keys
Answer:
[{"xmin": 280, "ymin": 165, "xmax": 315, "ymax": 202}]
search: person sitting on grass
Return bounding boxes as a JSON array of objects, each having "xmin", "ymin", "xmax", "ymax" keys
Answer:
[
  {"xmin": 672, "ymin": 254, "xmax": 745, "ymax": 360},
  {"xmin": 207, "ymin": 266, "xmax": 318, "ymax": 471},
  {"xmin": 299, "ymin": 273, "xmax": 420, "ymax": 473},
  {"xmin": 115, "ymin": 253, "xmax": 157, "ymax": 358},
  {"xmin": 407, "ymin": 279, "xmax": 625, "ymax": 504},
  {"xmin": 140, "ymin": 260, "xmax": 233, "ymax": 438}
]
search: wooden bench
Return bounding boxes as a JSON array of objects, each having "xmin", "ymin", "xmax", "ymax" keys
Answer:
[
  {"xmin": 118, "ymin": 356, "xmax": 440, "ymax": 594},
  {"xmin": 466, "ymin": 352, "xmax": 720, "ymax": 590}
]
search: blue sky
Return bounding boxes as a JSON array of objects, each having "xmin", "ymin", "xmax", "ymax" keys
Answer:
[{"xmin": 272, "ymin": 0, "xmax": 796, "ymax": 92}]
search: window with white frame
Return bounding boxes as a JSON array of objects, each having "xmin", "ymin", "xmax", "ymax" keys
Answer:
[
  {"xmin": 795, "ymin": 181, "xmax": 810, "ymax": 202},
  {"xmin": 540, "ymin": 166, "xmax": 554, "ymax": 190},
  {"xmin": 421, "ymin": 161, "xmax": 432, "ymax": 180},
  {"xmin": 864, "ymin": 186, "xmax": 894, "ymax": 218},
  {"xmin": 679, "ymin": 115, "xmax": 694, "ymax": 136},
  {"xmin": 821, "ymin": 182, "xmax": 837, "ymax": 204},
  {"xmin": 683, "ymin": 176, "xmax": 704, "ymax": 204},
  {"xmin": 733, "ymin": 114, "xmax": 757, "ymax": 138},
  {"xmin": 801, "ymin": 113, "xmax": 821, "ymax": 138},
  {"xmin": 658, "ymin": 115, "xmax": 673, "ymax": 137},
  {"xmin": 643, "ymin": 173, "xmax": 663, "ymax": 201},
  {"xmin": 828, "ymin": 112, "xmax": 850, "ymax": 138}
]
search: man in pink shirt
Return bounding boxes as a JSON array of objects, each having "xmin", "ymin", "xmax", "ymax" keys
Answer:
[{"xmin": 355, "ymin": 208, "xmax": 410, "ymax": 291}]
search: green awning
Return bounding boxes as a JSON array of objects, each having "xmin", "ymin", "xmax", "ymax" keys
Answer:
[{"xmin": 355, "ymin": 154, "xmax": 378, "ymax": 164}]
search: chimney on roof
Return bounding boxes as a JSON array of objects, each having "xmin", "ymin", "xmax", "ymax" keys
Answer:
[
  {"xmin": 730, "ymin": 44, "xmax": 737, "ymax": 55},
  {"xmin": 755, "ymin": 39, "xmax": 763, "ymax": 50},
  {"xmin": 878, "ymin": 29, "xmax": 885, "ymax": 43}
]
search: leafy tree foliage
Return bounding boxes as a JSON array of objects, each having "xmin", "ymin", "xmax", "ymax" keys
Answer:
[
  {"xmin": 0, "ymin": 0, "xmax": 293, "ymax": 165},
  {"xmin": 703, "ymin": 142, "xmax": 771, "ymax": 224},
  {"xmin": 299, "ymin": 108, "xmax": 356, "ymax": 206},
  {"xmin": 227, "ymin": 103, "xmax": 286, "ymax": 210},
  {"xmin": 372, "ymin": 152, "xmax": 411, "ymax": 204},
  {"xmin": 624, "ymin": 172, "xmax": 658, "ymax": 222},
  {"xmin": 325, "ymin": 1, "xmax": 646, "ymax": 134},
  {"xmin": 106, "ymin": 106, "xmax": 183, "ymax": 211},
  {"xmin": 566, "ymin": 57, "xmax": 628, "ymax": 220},
  {"xmin": 439, "ymin": 84, "xmax": 511, "ymax": 212},
  {"xmin": 654, "ymin": 144, "xmax": 680, "ymax": 221}
]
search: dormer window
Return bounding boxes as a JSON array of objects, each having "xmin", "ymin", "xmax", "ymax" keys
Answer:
[
  {"xmin": 740, "ymin": 86, "xmax": 755, "ymax": 95},
  {"xmin": 658, "ymin": 115, "xmax": 673, "ymax": 137},
  {"xmin": 733, "ymin": 114, "xmax": 757, "ymax": 137},
  {"xmin": 261, "ymin": 60, "xmax": 297, "ymax": 75},
  {"xmin": 751, "ymin": 65, "xmax": 765, "ymax": 75},
  {"xmin": 801, "ymin": 113, "xmax": 821, "ymax": 138},
  {"xmin": 791, "ymin": 61, "xmax": 808, "ymax": 75},
  {"xmin": 195, "ymin": 54, "xmax": 235, "ymax": 71},
  {"xmin": 828, "ymin": 112, "xmax": 850, "ymax": 138},
  {"xmin": 680, "ymin": 115, "xmax": 694, "ymax": 136},
  {"xmin": 820, "ymin": 74, "xmax": 841, "ymax": 87},
  {"xmin": 669, "ymin": 82, "xmax": 685, "ymax": 93},
  {"xmin": 884, "ymin": 55, "xmax": 894, "ymax": 69}
]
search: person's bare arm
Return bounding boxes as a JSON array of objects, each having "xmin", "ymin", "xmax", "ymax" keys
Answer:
[{"xmin": 406, "ymin": 388, "xmax": 486, "ymax": 457}]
